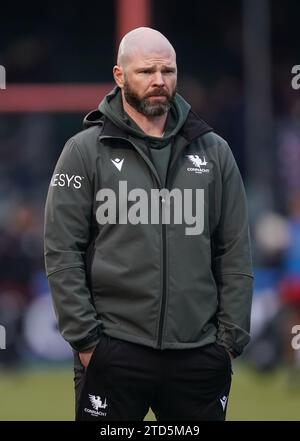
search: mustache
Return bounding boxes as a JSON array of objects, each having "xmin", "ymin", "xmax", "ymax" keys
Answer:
[{"xmin": 145, "ymin": 89, "xmax": 169, "ymax": 98}]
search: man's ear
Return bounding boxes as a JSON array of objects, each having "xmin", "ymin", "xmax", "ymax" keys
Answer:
[{"xmin": 113, "ymin": 65, "xmax": 125, "ymax": 88}]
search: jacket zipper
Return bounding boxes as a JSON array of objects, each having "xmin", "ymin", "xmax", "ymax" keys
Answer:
[
  {"xmin": 158, "ymin": 193, "xmax": 167, "ymax": 349},
  {"xmin": 98, "ymin": 134, "xmax": 170, "ymax": 349}
]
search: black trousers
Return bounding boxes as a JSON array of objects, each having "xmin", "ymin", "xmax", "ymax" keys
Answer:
[{"xmin": 73, "ymin": 334, "xmax": 232, "ymax": 421}]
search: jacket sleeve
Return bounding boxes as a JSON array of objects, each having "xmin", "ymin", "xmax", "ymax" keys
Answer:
[
  {"xmin": 212, "ymin": 140, "xmax": 253, "ymax": 357},
  {"xmin": 44, "ymin": 137, "xmax": 103, "ymax": 352}
]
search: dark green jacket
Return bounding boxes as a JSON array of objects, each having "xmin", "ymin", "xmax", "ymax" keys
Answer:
[{"xmin": 44, "ymin": 87, "xmax": 253, "ymax": 356}]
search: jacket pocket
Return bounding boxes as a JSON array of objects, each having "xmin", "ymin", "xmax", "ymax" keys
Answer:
[
  {"xmin": 215, "ymin": 343, "xmax": 231, "ymax": 362},
  {"xmin": 213, "ymin": 343, "xmax": 233, "ymax": 374},
  {"xmin": 84, "ymin": 333, "xmax": 111, "ymax": 374}
]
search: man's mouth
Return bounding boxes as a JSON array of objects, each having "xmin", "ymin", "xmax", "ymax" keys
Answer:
[{"xmin": 148, "ymin": 94, "xmax": 167, "ymax": 99}]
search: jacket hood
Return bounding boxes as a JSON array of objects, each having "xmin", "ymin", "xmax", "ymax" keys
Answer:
[{"xmin": 83, "ymin": 86, "xmax": 212, "ymax": 142}]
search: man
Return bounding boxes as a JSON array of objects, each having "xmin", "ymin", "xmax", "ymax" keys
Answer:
[{"xmin": 44, "ymin": 27, "xmax": 253, "ymax": 421}]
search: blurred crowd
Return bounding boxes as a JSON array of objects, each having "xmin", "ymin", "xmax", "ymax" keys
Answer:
[{"xmin": 1, "ymin": 1, "xmax": 300, "ymax": 381}]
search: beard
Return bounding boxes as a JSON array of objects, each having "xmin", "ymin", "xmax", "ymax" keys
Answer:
[{"xmin": 123, "ymin": 80, "xmax": 177, "ymax": 117}]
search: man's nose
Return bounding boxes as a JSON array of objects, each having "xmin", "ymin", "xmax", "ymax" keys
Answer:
[{"xmin": 152, "ymin": 71, "xmax": 165, "ymax": 87}]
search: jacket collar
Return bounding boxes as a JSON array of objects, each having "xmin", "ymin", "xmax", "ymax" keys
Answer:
[
  {"xmin": 96, "ymin": 109, "xmax": 213, "ymax": 142},
  {"xmin": 82, "ymin": 95, "xmax": 213, "ymax": 142},
  {"xmin": 180, "ymin": 109, "xmax": 213, "ymax": 142}
]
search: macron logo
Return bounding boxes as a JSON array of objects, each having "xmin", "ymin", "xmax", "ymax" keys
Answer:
[
  {"xmin": 220, "ymin": 395, "xmax": 228, "ymax": 411},
  {"xmin": 111, "ymin": 157, "xmax": 124, "ymax": 172}
]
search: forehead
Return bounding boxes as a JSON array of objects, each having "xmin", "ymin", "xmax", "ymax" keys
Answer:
[{"xmin": 126, "ymin": 47, "xmax": 176, "ymax": 68}]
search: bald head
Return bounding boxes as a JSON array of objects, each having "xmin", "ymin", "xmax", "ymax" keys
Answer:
[
  {"xmin": 113, "ymin": 27, "xmax": 177, "ymax": 119},
  {"xmin": 117, "ymin": 27, "xmax": 176, "ymax": 67}
]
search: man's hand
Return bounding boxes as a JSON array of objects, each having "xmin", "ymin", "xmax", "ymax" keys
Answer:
[{"xmin": 79, "ymin": 346, "xmax": 97, "ymax": 368}]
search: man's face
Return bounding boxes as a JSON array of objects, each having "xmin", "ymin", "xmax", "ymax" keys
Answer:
[{"xmin": 122, "ymin": 50, "xmax": 177, "ymax": 116}]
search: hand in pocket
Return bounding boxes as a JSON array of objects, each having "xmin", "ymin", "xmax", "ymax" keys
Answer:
[{"xmin": 79, "ymin": 345, "xmax": 97, "ymax": 368}]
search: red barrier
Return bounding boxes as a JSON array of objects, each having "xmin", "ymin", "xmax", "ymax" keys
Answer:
[{"xmin": 0, "ymin": 83, "xmax": 114, "ymax": 112}]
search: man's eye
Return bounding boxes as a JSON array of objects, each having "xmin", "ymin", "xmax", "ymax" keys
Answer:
[{"xmin": 138, "ymin": 69, "xmax": 175, "ymax": 74}]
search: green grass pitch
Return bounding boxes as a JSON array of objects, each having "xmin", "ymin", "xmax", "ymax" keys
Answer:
[{"xmin": 0, "ymin": 364, "xmax": 300, "ymax": 420}]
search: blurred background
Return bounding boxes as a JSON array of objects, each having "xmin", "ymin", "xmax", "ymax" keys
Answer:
[{"xmin": 1, "ymin": 0, "xmax": 300, "ymax": 420}]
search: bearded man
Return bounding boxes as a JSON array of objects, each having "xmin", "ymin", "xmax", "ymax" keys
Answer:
[{"xmin": 44, "ymin": 27, "xmax": 253, "ymax": 421}]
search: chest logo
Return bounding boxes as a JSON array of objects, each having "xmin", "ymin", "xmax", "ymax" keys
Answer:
[
  {"xmin": 111, "ymin": 157, "xmax": 124, "ymax": 172},
  {"xmin": 186, "ymin": 155, "xmax": 209, "ymax": 174}
]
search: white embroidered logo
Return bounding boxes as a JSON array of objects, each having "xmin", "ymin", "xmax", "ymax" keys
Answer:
[
  {"xmin": 220, "ymin": 395, "xmax": 228, "ymax": 411},
  {"xmin": 111, "ymin": 157, "xmax": 124, "ymax": 171},
  {"xmin": 186, "ymin": 155, "xmax": 209, "ymax": 174},
  {"xmin": 84, "ymin": 394, "xmax": 108, "ymax": 417},
  {"xmin": 89, "ymin": 394, "xmax": 108, "ymax": 411}
]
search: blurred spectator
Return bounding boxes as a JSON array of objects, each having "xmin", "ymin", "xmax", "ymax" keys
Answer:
[
  {"xmin": 0, "ymin": 205, "xmax": 43, "ymax": 368},
  {"xmin": 277, "ymin": 100, "xmax": 300, "ymax": 210},
  {"xmin": 246, "ymin": 213, "xmax": 289, "ymax": 372},
  {"xmin": 278, "ymin": 195, "xmax": 300, "ymax": 386}
]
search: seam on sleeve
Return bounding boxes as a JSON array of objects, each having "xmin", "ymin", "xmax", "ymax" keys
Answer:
[
  {"xmin": 214, "ymin": 272, "xmax": 253, "ymax": 279},
  {"xmin": 69, "ymin": 138, "xmax": 93, "ymax": 186},
  {"xmin": 47, "ymin": 265, "xmax": 85, "ymax": 278}
]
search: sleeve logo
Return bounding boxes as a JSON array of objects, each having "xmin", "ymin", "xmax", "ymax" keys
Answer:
[{"xmin": 50, "ymin": 173, "xmax": 85, "ymax": 189}]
